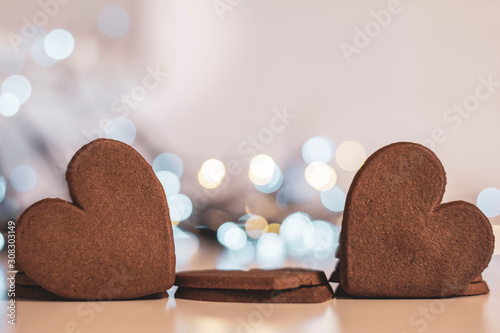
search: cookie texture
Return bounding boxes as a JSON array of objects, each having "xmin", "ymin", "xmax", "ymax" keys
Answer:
[
  {"xmin": 16, "ymin": 139, "xmax": 176, "ymax": 300},
  {"xmin": 175, "ymin": 268, "xmax": 329, "ymax": 290},
  {"xmin": 14, "ymin": 284, "xmax": 66, "ymax": 301},
  {"xmin": 15, "ymin": 271, "xmax": 37, "ymax": 286},
  {"xmin": 334, "ymin": 280, "xmax": 489, "ymax": 299},
  {"xmin": 13, "ymin": 284, "xmax": 168, "ymax": 301},
  {"xmin": 175, "ymin": 285, "xmax": 333, "ymax": 303},
  {"xmin": 337, "ymin": 142, "xmax": 494, "ymax": 298},
  {"xmin": 456, "ymin": 280, "xmax": 489, "ymax": 296}
]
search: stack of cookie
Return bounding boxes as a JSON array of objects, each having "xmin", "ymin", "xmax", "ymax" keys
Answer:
[
  {"xmin": 14, "ymin": 270, "xmax": 168, "ymax": 301},
  {"xmin": 174, "ymin": 268, "xmax": 334, "ymax": 303}
]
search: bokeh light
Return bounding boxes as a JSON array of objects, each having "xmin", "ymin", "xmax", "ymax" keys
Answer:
[
  {"xmin": 249, "ymin": 154, "xmax": 276, "ymax": 186},
  {"xmin": 44, "ymin": 29, "xmax": 75, "ymax": 60},
  {"xmin": 245, "ymin": 193, "xmax": 280, "ymax": 219},
  {"xmin": 2, "ymin": 75, "xmax": 32, "ymax": 104},
  {"xmin": 156, "ymin": 170, "xmax": 181, "ymax": 197},
  {"xmin": 198, "ymin": 159, "xmax": 226, "ymax": 189},
  {"xmin": 277, "ymin": 165, "xmax": 316, "ymax": 207},
  {"xmin": 256, "ymin": 233, "xmax": 286, "ymax": 268},
  {"xmin": 217, "ymin": 242, "xmax": 255, "ymax": 270},
  {"xmin": 173, "ymin": 226, "xmax": 199, "ymax": 269},
  {"xmin": 1, "ymin": 198, "xmax": 19, "ymax": 224},
  {"xmin": 0, "ymin": 175, "xmax": 6, "ymax": 202},
  {"xmin": 0, "ymin": 92, "xmax": 20, "ymax": 117},
  {"xmin": 105, "ymin": 117, "xmax": 136, "ymax": 144},
  {"xmin": 303, "ymin": 220, "xmax": 339, "ymax": 261},
  {"xmin": 0, "ymin": 233, "xmax": 4, "ymax": 252},
  {"xmin": 10, "ymin": 165, "xmax": 37, "ymax": 192},
  {"xmin": 228, "ymin": 242, "xmax": 255, "ymax": 266},
  {"xmin": 98, "ymin": 5, "xmax": 130, "ymax": 37},
  {"xmin": 305, "ymin": 162, "xmax": 337, "ymax": 191},
  {"xmin": 0, "ymin": 47, "xmax": 25, "ymax": 74},
  {"xmin": 241, "ymin": 214, "xmax": 268, "ymax": 239},
  {"xmin": 477, "ymin": 188, "xmax": 500, "ymax": 218},
  {"xmin": 336, "ymin": 140, "xmax": 366, "ymax": 172},
  {"xmin": 280, "ymin": 212, "xmax": 314, "ymax": 257},
  {"xmin": 264, "ymin": 223, "xmax": 281, "ymax": 234},
  {"xmin": 302, "ymin": 136, "xmax": 336, "ymax": 164},
  {"xmin": 153, "ymin": 152, "xmax": 183, "ymax": 178},
  {"xmin": 336, "ymin": 214, "xmax": 343, "ymax": 226},
  {"xmin": 217, "ymin": 222, "xmax": 247, "ymax": 251},
  {"xmin": 320, "ymin": 185, "xmax": 346, "ymax": 212},
  {"xmin": 254, "ymin": 163, "xmax": 283, "ymax": 193},
  {"xmin": 32, "ymin": 33, "xmax": 58, "ymax": 67},
  {"xmin": 168, "ymin": 193, "xmax": 192, "ymax": 223},
  {"xmin": 493, "ymin": 225, "xmax": 500, "ymax": 256}
]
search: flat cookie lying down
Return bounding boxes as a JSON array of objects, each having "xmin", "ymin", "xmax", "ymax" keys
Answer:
[
  {"xmin": 175, "ymin": 285, "xmax": 333, "ymax": 303},
  {"xmin": 13, "ymin": 272, "xmax": 168, "ymax": 301},
  {"xmin": 174, "ymin": 268, "xmax": 333, "ymax": 303},
  {"xmin": 334, "ymin": 279, "xmax": 489, "ymax": 299},
  {"xmin": 175, "ymin": 268, "xmax": 329, "ymax": 290}
]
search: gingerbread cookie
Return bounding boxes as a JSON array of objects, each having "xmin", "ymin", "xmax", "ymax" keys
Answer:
[
  {"xmin": 15, "ymin": 271, "xmax": 37, "ymax": 286},
  {"xmin": 175, "ymin": 285, "xmax": 333, "ymax": 303},
  {"xmin": 175, "ymin": 268, "xmax": 333, "ymax": 303},
  {"xmin": 14, "ymin": 284, "xmax": 168, "ymax": 301},
  {"xmin": 16, "ymin": 139, "xmax": 176, "ymax": 300},
  {"xmin": 335, "ymin": 142, "xmax": 494, "ymax": 298},
  {"xmin": 175, "ymin": 268, "xmax": 329, "ymax": 290}
]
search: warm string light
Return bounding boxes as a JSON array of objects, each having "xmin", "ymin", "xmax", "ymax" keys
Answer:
[
  {"xmin": 213, "ymin": 137, "xmax": 367, "ymax": 268},
  {"xmin": 493, "ymin": 226, "xmax": 500, "ymax": 256},
  {"xmin": 198, "ymin": 159, "xmax": 226, "ymax": 189}
]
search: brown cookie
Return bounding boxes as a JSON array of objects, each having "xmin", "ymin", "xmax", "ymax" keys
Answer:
[
  {"xmin": 456, "ymin": 280, "xmax": 489, "ymax": 296},
  {"xmin": 16, "ymin": 139, "xmax": 176, "ymax": 300},
  {"xmin": 14, "ymin": 284, "xmax": 66, "ymax": 301},
  {"xmin": 334, "ymin": 280, "xmax": 489, "ymax": 299},
  {"xmin": 472, "ymin": 275, "xmax": 483, "ymax": 283},
  {"xmin": 175, "ymin": 268, "xmax": 329, "ymax": 290},
  {"xmin": 13, "ymin": 284, "xmax": 168, "ymax": 301},
  {"xmin": 337, "ymin": 142, "xmax": 494, "ymax": 298},
  {"xmin": 175, "ymin": 285, "xmax": 333, "ymax": 303},
  {"xmin": 15, "ymin": 271, "xmax": 37, "ymax": 286}
]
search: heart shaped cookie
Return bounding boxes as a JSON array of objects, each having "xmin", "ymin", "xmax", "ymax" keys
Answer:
[
  {"xmin": 337, "ymin": 142, "xmax": 494, "ymax": 298},
  {"xmin": 17, "ymin": 139, "xmax": 175, "ymax": 300}
]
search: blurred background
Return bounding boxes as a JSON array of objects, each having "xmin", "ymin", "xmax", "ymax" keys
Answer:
[{"xmin": 0, "ymin": 0, "xmax": 499, "ymax": 274}]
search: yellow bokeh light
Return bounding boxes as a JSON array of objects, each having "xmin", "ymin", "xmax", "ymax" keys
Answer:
[
  {"xmin": 336, "ymin": 140, "xmax": 367, "ymax": 172},
  {"xmin": 244, "ymin": 215, "xmax": 269, "ymax": 239},
  {"xmin": 493, "ymin": 225, "xmax": 500, "ymax": 255},
  {"xmin": 264, "ymin": 223, "xmax": 281, "ymax": 234},
  {"xmin": 198, "ymin": 159, "xmax": 226, "ymax": 189},
  {"xmin": 336, "ymin": 214, "xmax": 343, "ymax": 226},
  {"xmin": 249, "ymin": 154, "xmax": 276, "ymax": 186},
  {"xmin": 305, "ymin": 162, "xmax": 337, "ymax": 191}
]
